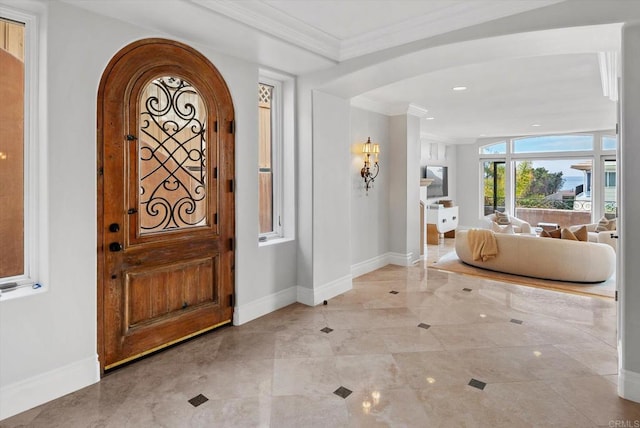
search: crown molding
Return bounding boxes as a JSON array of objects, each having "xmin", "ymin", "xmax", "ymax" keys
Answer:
[
  {"xmin": 407, "ymin": 103, "xmax": 430, "ymax": 118},
  {"xmin": 350, "ymin": 99, "xmax": 431, "ymax": 117},
  {"xmin": 338, "ymin": 0, "xmax": 563, "ymax": 60},
  {"xmin": 350, "ymin": 96, "xmax": 395, "ymax": 116},
  {"xmin": 190, "ymin": 0, "xmax": 340, "ymax": 60},
  {"xmin": 190, "ymin": 0, "xmax": 562, "ymax": 62}
]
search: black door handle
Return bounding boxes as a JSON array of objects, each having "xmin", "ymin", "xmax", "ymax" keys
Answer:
[
  {"xmin": 611, "ymin": 234, "xmax": 619, "ymax": 239},
  {"xmin": 109, "ymin": 242, "xmax": 123, "ymax": 252}
]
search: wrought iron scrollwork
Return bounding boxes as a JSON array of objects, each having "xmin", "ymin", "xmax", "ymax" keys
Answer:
[{"xmin": 138, "ymin": 76, "xmax": 207, "ymax": 233}]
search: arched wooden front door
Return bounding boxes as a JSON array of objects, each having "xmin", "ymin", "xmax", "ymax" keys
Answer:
[{"xmin": 97, "ymin": 39, "xmax": 235, "ymax": 372}]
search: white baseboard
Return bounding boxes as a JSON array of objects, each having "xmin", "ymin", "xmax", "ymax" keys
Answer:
[
  {"xmin": 351, "ymin": 254, "xmax": 390, "ymax": 278},
  {"xmin": 0, "ymin": 355, "xmax": 100, "ymax": 421},
  {"xmin": 618, "ymin": 369, "xmax": 640, "ymax": 403},
  {"xmin": 387, "ymin": 252, "xmax": 414, "ymax": 266},
  {"xmin": 296, "ymin": 285, "xmax": 314, "ymax": 306},
  {"xmin": 233, "ymin": 286, "xmax": 298, "ymax": 325},
  {"xmin": 297, "ymin": 274, "xmax": 353, "ymax": 306}
]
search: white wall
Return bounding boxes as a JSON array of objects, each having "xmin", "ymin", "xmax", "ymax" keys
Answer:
[
  {"xmin": 311, "ymin": 91, "xmax": 352, "ymax": 297},
  {"xmin": 350, "ymin": 107, "xmax": 390, "ymax": 267},
  {"xmin": 0, "ymin": 0, "xmax": 298, "ymax": 419},
  {"xmin": 389, "ymin": 116, "xmax": 408, "ymax": 257},
  {"xmin": 406, "ymin": 114, "xmax": 421, "ymax": 261},
  {"xmin": 388, "ymin": 114, "xmax": 421, "ymax": 263}
]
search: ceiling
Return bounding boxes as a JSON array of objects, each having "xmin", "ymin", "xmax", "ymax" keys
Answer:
[
  {"xmin": 355, "ymin": 51, "xmax": 618, "ymax": 142},
  {"xmin": 192, "ymin": 0, "xmax": 563, "ymax": 61},
  {"xmin": 63, "ymin": 0, "xmax": 622, "ymax": 143}
]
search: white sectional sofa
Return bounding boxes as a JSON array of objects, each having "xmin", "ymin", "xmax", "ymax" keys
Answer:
[
  {"xmin": 481, "ymin": 212, "xmax": 532, "ymax": 234},
  {"xmin": 569, "ymin": 222, "xmax": 618, "ymax": 252},
  {"xmin": 455, "ymin": 230, "xmax": 615, "ymax": 283}
]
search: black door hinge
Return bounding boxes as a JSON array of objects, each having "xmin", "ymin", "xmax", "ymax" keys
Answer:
[
  {"xmin": 214, "ymin": 121, "xmax": 218, "ymax": 133},
  {"xmin": 98, "ymin": 167, "xmax": 103, "ymax": 176},
  {"xmin": 615, "ymin": 290, "xmax": 619, "ymax": 302},
  {"xmin": 213, "ymin": 167, "xmax": 218, "ymax": 179},
  {"xmin": 229, "ymin": 179, "xmax": 235, "ymax": 192},
  {"xmin": 229, "ymin": 294, "xmax": 234, "ymax": 307},
  {"xmin": 229, "ymin": 238, "xmax": 234, "ymax": 251},
  {"xmin": 214, "ymin": 213, "xmax": 218, "ymax": 225},
  {"xmin": 616, "ymin": 123, "xmax": 619, "ymax": 135},
  {"xmin": 126, "ymin": 134, "xmax": 137, "ymax": 141},
  {"xmin": 229, "ymin": 120, "xmax": 235, "ymax": 134}
]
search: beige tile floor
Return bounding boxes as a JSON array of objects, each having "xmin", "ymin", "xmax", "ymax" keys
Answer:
[{"xmin": 3, "ymin": 239, "xmax": 639, "ymax": 427}]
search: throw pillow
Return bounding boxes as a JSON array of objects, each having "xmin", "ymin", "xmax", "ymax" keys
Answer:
[
  {"xmin": 561, "ymin": 228, "xmax": 579, "ymax": 241},
  {"xmin": 494, "ymin": 211, "xmax": 511, "ymax": 225},
  {"xmin": 608, "ymin": 218, "xmax": 617, "ymax": 230},
  {"xmin": 540, "ymin": 228, "xmax": 561, "ymax": 238},
  {"xmin": 492, "ymin": 222, "xmax": 515, "ymax": 234},
  {"xmin": 596, "ymin": 216, "xmax": 610, "ymax": 232},
  {"xmin": 571, "ymin": 225, "xmax": 589, "ymax": 242}
]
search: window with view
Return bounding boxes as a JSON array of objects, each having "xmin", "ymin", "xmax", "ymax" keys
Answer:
[
  {"xmin": 258, "ymin": 79, "xmax": 283, "ymax": 240},
  {"xmin": 258, "ymin": 82, "xmax": 274, "ymax": 234},
  {"xmin": 480, "ymin": 141, "xmax": 507, "ymax": 155},
  {"xmin": 514, "ymin": 159, "xmax": 593, "ymax": 227},
  {"xmin": 513, "ymin": 134, "xmax": 593, "ymax": 153},
  {"xmin": 0, "ymin": 9, "xmax": 43, "ymax": 297},
  {"xmin": 602, "ymin": 135, "xmax": 617, "ymax": 151},
  {"xmin": 0, "ymin": 17, "xmax": 25, "ymax": 282},
  {"xmin": 479, "ymin": 132, "xmax": 616, "ymax": 230},
  {"xmin": 483, "ymin": 161, "xmax": 505, "ymax": 215}
]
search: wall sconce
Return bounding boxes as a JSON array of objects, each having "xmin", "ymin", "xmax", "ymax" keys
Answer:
[{"xmin": 360, "ymin": 137, "xmax": 380, "ymax": 192}]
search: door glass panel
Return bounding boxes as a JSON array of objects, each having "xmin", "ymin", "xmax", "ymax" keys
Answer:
[
  {"xmin": 138, "ymin": 76, "xmax": 208, "ymax": 234},
  {"xmin": 514, "ymin": 159, "xmax": 592, "ymax": 228},
  {"xmin": 482, "ymin": 161, "xmax": 505, "ymax": 215},
  {"xmin": 604, "ymin": 159, "xmax": 617, "ymax": 217}
]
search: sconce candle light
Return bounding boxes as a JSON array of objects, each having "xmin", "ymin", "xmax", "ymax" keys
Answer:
[{"xmin": 360, "ymin": 137, "xmax": 380, "ymax": 192}]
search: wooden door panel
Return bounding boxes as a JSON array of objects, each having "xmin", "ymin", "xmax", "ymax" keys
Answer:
[
  {"xmin": 124, "ymin": 257, "xmax": 219, "ymax": 329},
  {"xmin": 98, "ymin": 39, "xmax": 235, "ymax": 372}
]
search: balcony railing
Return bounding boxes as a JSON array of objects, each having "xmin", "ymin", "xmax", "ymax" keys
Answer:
[{"xmin": 484, "ymin": 196, "xmax": 618, "ymax": 228}]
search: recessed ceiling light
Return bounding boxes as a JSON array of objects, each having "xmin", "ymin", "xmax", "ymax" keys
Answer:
[
  {"xmin": 452, "ymin": 86, "xmax": 467, "ymax": 91},
  {"xmin": 425, "ymin": 117, "xmax": 435, "ymax": 120},
  {"xmin": 531, "ymin": 123, "xmax": 541, "ymax": 127}
]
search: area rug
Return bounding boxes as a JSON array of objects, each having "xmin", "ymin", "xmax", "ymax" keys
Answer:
[{"xmin": 429, "ymin": 252, "xmax": 615, "ymax": 299}]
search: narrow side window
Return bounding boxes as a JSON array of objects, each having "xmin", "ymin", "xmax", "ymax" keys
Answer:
[
  {"xmin": 0, "ymin": 6, "xmax": 44, "ymax": 299},
  {"xmin": 0, "ymin": 17, "xmax": 26, "ymax": 282}
]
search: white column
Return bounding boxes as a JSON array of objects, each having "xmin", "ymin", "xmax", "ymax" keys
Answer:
[{"xmin": 618, "ymin": 22, "xmax": 640, "ymax": 403}]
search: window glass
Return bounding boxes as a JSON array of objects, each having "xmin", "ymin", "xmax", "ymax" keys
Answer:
[
  {"xmin": 604, "ymin": 160, "xmax": 617, "ymax": 216},
  {"xmin": 0, "ymin": 18, "xmax": 25, "ymax": 280},
  {"xmin": 514, "ymin": 159, "xmax": 592, "ymax": 228},
  {"xmin": 480, "ymin": 141, "xmax": 506, "ymax": 155},
  {"xmin": 138, "ymin": 76, "xmax": 208, "ymax": 234},
  {"xmin": 258, "ymin": 82, "xmax": 275, "ymax": 235},
  {"xmin": 513, "ymin": 135, "xmax": 593, "ymax": 153},
  {"xmin": 602, "ymin": 135, "xmax": 617, "ymax": 151},
  {"xmin": 482, "ymin": 161, "xmax": 505, "ymax": 215}
]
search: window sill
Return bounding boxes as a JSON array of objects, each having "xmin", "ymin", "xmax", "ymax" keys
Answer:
[
  {"xmin": 0, "ymin": 283, "xmax": 47, "ymax": 302},
  {"xmin": 258, "ymin": 236, "xmax": 294, "ymax": 248}
]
